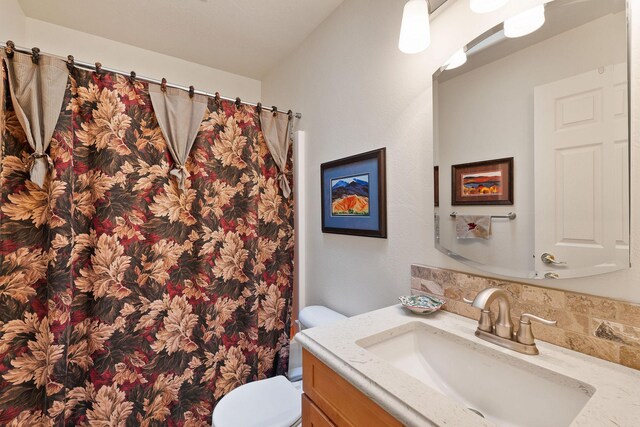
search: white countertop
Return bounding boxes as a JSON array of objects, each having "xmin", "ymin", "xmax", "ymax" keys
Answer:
[{"xmin": 296, "ymin": 305, "xmax": 640, "ymax": 427}]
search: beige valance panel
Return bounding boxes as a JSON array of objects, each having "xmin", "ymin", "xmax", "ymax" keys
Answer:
[
  {"xmin": 0, "ymin": 51, "xmax": 68, "ymax": 188},
  {"xmin": 259, "ymin": 111, "xmax": 292, "ymax": 198},
  {"xmin": 149, "ymin": 85, "xmax": 208, "ymax": 190}
]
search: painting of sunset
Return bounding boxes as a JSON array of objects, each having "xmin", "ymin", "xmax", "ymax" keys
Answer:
[
  {"xmin": 462, "ymin": 171, "xmax": 503, "ymax": 196},
  {"xmin": 331, "ymin": 174, "xmax": 370, "ymax": 216}
]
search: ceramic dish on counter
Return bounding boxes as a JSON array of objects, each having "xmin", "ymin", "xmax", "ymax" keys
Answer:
[{"xmin": 398, "ymin": 295, "xmax": 445, "ymax": 314}]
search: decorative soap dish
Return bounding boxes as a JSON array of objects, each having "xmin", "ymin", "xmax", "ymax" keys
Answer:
[{"xmin": 399, "ymin": 295, "xmax": 445, "ymax": 314}]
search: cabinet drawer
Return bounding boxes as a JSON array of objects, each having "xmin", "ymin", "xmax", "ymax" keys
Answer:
[
  {"xmin": 302, "ymin": 349, "xmax": 403, "ymax": 426},
  {"xmin": 302, "ymin": 394, "xmax": 337, "ymax": 427}
]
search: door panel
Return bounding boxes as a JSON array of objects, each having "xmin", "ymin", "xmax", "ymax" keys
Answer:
[{"xmin": 534, "ymin": 64, "xmax": 628, "ymax": 278}]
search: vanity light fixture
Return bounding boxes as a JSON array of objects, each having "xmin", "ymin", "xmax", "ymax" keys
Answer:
[
  {"xmin": 398, "ymin": 0, "xmax": 431, "ymax": 54},
  {"xmin": 469, "ymin": 0, "xmax": 509, "ymax": 14},
  {"xmin": 444, "ymin": 48, "xmax": 467, "ymax": 70},
  {"xmin": 504, "ymin": 5, "xmax": 545, "ymax": 38}
]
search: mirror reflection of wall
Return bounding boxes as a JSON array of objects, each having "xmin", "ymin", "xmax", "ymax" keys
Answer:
[{"xmin": 433, "ymin": 0, "xmax": 629, "ymax": 280}]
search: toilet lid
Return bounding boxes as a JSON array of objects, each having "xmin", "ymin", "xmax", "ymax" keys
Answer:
[
  {"xmin": 298, "ymin": 305, "xmax": 346, "ymax": 329},
  {"xmin": 212, "ymin": 376, "xmax": 302, "ymax": 427}
]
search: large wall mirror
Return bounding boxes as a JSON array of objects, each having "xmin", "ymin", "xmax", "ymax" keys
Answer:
[{"xmin": 433, "ymin": 0, "xmax": 630, "ymax": 280}]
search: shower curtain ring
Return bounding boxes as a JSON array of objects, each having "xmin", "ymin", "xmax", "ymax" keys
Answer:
[
  {"xmin": 129, "ymin": 71, "xmax": 136, "ymax": 84},
  {"xmin": 31, "ymin": 47, "xmax": 40, "ymax": 64},
  {"xmin": 235, "ymin": 97, "xmax": 242, "ymax": 109},
  {"xmin": 271, "ymin": 106, "xmax": 278, "ymax": 117},
  {"xmin": 66, "ymin": 55, "xmax": 75, "ymax": 73},
  {"xmin": 189, "ymin": 86, "xmax": 195, "ymax": 98},
  {"xmin": 95, "ymin": 62, "xmax": 103, "ymax": 76},
  {"xmin": 214, "ymin": 92, "xmax": 221, "ymax": 104},
  {"xmin": 161, "ymin": 78, "xmax": 167, "ymax": 92},
  {"xmin": 256, "ymin": 102, "xmax": 262, "ymax": 113},
  {"xmin": 5, "ymin": 40, "xmax": 15, "ymax": 58},
  {"xmin": 287, "ymin": 110, "xmax": 293, "ymax": 119}
]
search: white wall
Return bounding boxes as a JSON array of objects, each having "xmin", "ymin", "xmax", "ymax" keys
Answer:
[
  {"xmin": 23, "ymin": 19, "xmax": 261, "ymax": 100},
  {"xmin": 436, "ymin": 11, "xmax": 626, "ymax": 277},
  {"xmin": 0, "ymin": 0, "xmax": 26, "ymax": 44},
  {"xmin": 262, "ymin": 0, "xmax": 640, "ymax": 316},
  {"xmin": 0, "ymin": 1, "xmax": 260, "ymax": 100}
]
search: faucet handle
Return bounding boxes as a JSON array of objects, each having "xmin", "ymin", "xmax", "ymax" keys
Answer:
[
  {"xmin": 462, "ymin": 297, "xmax": 493, "ymax": 331},
  {"xmin": 521, "ymin": 313, "xmax": 557, "ymax": 326},
  {"xmin": 516, "ymin": 313, "xmax": 557, "ymax": 345}
]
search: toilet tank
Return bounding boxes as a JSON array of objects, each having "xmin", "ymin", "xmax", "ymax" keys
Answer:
[{"xmin": 298, "ymin": 305, "xmax": 346, "ymax": 329}]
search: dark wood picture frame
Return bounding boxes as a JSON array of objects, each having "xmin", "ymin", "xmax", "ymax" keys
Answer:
[
  {"xmin": 451, "ymin": 157, "xmax": 513, "ymax": 205},
  {"xmin": 321, "ymin": 148, "xmax": 387, "ymax": 238},
  {"xmin": 434, "ymin": 166, "xmax": 439, "ymax": 207}
]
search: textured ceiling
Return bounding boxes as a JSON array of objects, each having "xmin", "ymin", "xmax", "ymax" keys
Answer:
[{"xmin": 18, "ymin": 0, "xmax": 345, "ymax": 79}]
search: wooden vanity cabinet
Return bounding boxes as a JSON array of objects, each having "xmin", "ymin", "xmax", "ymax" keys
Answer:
[{"xmin": 302, "ymin": 349, "xmax": 403, "ymax": 426}]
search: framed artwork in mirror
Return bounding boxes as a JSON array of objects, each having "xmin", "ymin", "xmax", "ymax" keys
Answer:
[
  {"xmin": 434, "ymin": 166, "xmax": 439, "ymax": 207},
  {"xmin": 321, "ymin": 148, "xmax": 387, "ymax": 238},
  {"xmin": 451, "ymin": 157, "xmax": 513, "ymax": 205}
]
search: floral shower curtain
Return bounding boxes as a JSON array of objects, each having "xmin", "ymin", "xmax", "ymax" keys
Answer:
[{"xmin": 0, "ymin": 61, "xmax": 294, "ymax": 426}]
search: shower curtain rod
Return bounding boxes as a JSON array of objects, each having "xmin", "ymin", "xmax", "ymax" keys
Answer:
[{"xmin": 0, "ymin": 41, "xmax": 302, "ymax": 119}]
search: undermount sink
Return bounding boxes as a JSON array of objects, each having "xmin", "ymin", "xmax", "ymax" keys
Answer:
[{"xmin": 357, "ymin": 321, "xmax": 595, "ymax": 427}]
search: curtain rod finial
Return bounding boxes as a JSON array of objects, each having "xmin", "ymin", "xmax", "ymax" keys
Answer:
[
  {"xmin": 31, "ymin": 47, "xmax": 40, "ymax": 64},
  {"xmin": 5, "ymin": 40, "xmax": 15, "ymax": 58},
  {"xmin": 66, "ymin": 55, "xmax": 75, "ymax": 73}
]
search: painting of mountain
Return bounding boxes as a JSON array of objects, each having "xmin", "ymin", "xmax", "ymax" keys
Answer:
[
  {"xmin": 451, "ymin": 157, "xmax": 513, "ymax": 206},
  {"xmin": 331, "ymin": 174, "xmax": 370, "ymax": 215},
  {"xmin": 321, "ymin": 148, "xmax": 386, "ymax": 237},
  {"xmin": 462, "ymin": 171, "xmax": 503, "ymax": 196}
]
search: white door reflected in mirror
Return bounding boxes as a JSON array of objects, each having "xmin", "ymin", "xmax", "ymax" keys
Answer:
[{"xmin": 534, "ymin": 64, "xmax": 629, "ymax": 279}]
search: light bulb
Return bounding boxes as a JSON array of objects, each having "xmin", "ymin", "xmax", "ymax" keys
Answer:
[
  {"xmin": 470, "ymin": 0, "xmax": 509, "ymax": 14},
  {"xmin": 445, "ymin": 48, "xmax": 467, "ymax": 70},
  {"xmin": 504, "ymin": 5, "xmax": 545, "ymax": 38},
  {"xmin": 398, "ymin": 0, "xmax": 431, "ymax": 54}
]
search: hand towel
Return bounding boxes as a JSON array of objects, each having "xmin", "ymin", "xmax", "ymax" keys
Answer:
[{"xmin": 456, "ymin": 215, "xmax": 491, "ymax": 239}]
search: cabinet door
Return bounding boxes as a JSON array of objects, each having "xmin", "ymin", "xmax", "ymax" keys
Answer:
[
  {"xmin": 302, "ymin": 394, "xmax": 336, "ymax": 427},
  {"xmin": 303, "ymin": 349, "xmax": 403, "ymax": 426}
]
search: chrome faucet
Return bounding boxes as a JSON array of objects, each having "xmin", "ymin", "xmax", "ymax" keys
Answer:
[{"xmin": 465, "ymin": 288, "xmax": 556, "ymax": 355}]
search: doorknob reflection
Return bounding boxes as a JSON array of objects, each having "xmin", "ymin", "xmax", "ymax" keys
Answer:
[{"xmin": 541, "ymin": 253, "xmax": 567, "ymax": 266}]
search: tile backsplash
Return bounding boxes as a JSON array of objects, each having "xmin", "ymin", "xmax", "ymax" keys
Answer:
[{"xmin": 411, "ymin": 264, "xmax": 640, "ymax": 370}]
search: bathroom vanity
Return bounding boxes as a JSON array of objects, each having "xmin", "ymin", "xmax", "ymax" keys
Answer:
[{"xmin": 297, "ymin": 306, "xmax": 640, "ymax": 427}]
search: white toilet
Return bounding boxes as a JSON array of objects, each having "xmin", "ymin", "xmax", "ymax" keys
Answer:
[{"xmin": 212, "ymin": 306, "xmax": 346, "ymax": 427}]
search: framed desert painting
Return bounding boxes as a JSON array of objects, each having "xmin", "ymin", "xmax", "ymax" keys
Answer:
[
  {"xmin": 451, "ymin": 157, "xmax": 513, "ymax": 205},
  {"xmin": 321, "ymin": 148, "xmax": 387, "ymax": 238}
]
